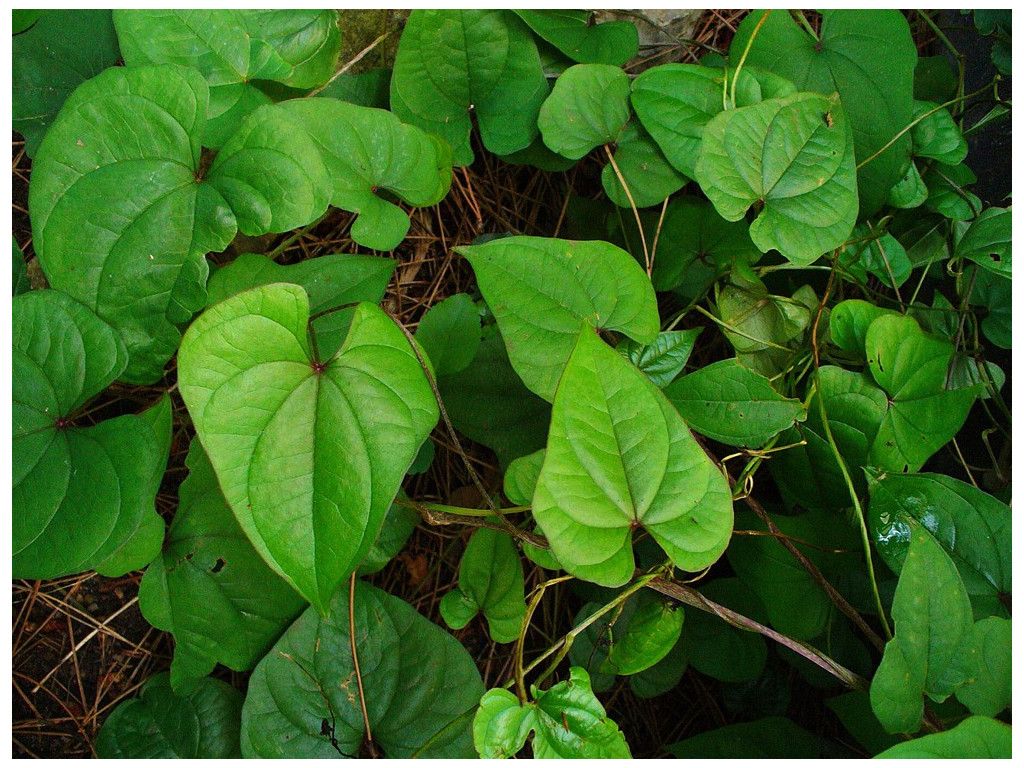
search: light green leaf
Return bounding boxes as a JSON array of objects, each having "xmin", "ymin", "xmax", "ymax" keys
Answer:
[
  {"xmin": 955, "ymin": 617, "xmax": 1011, "ymax": 717},
  {"xmin": 602, "ymin": 591, "xmax": 684, "ymax": 675},
  {"xmin": 668, "ymin": 716, "xmax": 820, "ymax": 759},
  {"xmin": 513, "ymin": 10, "xmax": 638, "ymax": 66},
  {"xmin": 730, "ymin": 10, "xmax": 917, "ymax": 217},
  {"xmin": 955, "ymin": 206, "xmax": 1011, "ymax": 278},
  {"xmin": 96, "ymin": 673, "xmax": 242, "ymax": 758},
  {"xmin": 178, "ymin": 284, "xmax": 438, "ymax": 614},
  {"xmin": 13, "ymin": 290, "xmax": 164, "ymax": 579},
  {"xmin": 665, "ymin": 358, "xmax": 806, "ymax": 448},
  {"xmin": 206, "ymin": 251, "xmax": 395, "ymax": 358},
  {"xmin": 113, "ymin": 10, "xmax": 342, "ymax": 147},
  {"xmin": 911, "ymin": 100, "xmax": 968, "ymax": 165},
  {"xmin": 829, "ymin": 299, "xmax": 897, "ymax": 358},
  {"xmin": 473, "ymin": 688, "xmax": 534, "ymax": 759},
  {"xmin": 628, "ymin": 636, "xmax": 689, "ymax": 698},
  {"xmin": 601, "ymin": 119, "xmax": 689, "ymax": 209},
  {"xmin": 870, "ymin": 521, "xmax": 974, "ymax": 734},
  {"xmin": 539, "ymin": 64, "xmax": 630, "ymax": 159},
  {"xmin": 867, "ymin": 471, "xmax": 1011, "ymax": 620},
  {"xmin": 440, "ymin": 527, "xmax": 526, "ymax": 643},
  {"xmin": 458, "ymin": 236, "xmax": 659, "ymax": 402},
  {"xmin": 13, "ymin": 10, "xmax": 120, "ymax": 156},
  {"xmin": 534, "ymin": 325, "xmax": 733, "ymax": 587},
  {"xmin": 873, "ymin": 715, "xmax": 1011, "ymax": 758},
  {"xmin": 138, "ymin": 440, "xmax": 308, "ymax": 693},
  {"xmin": 696, "ymin": 91, "xmax": 859, "ymax": 265},
  {"xmin": 886, "ymin": 160, "xmax": 929, "ymax": 209},
  {"xmin": 616, "ymin": 329, "xmax": 701, "ymax": 389},
  {"xmin": 415, "ymin": 293, "xmax": 481, "ymax": 377},
  {"xmin": 503, "ymin": 448, "xmax": 546, "ymax": 507},
  {"xmin": 242, "ymin": 580, "xmax": 484, "ymax": 758},
  {"xmin": 391, "ymin": 10, "xmax": 547, "ymax": 166}
]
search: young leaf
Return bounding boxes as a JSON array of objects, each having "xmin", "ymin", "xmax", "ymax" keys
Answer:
[
  {"xmin": 955, "ymin": 206, "xmax": 1011, "ymax": 279},
  {"xmin": 730, "ymin": 10, "xmax": 917, "ymax": 217},
  {"xmin": 873, "ymin": 715, "xmax": 1011, "ymax": 759},
  {"xmin": 242, "ymin": 580, "xmax": 484, "ymax": 758},
  {"xmin": 616, "ymin": 329, "xmax": 701, "ymax": 389},
  {"xmin": 415, "ymin": 293, "xmax": 482, "ymax": 377},
  {"xmin": 867, "ymin": 471, "xmax": 1011, "ymax": 620},
  {"xmin": 390, "ymin": 10, "xmax": 548, "ymax": 166},
  {"xmin": 138, "ymin": 440, "xmax": 308, "ymax": 692},
  {"xmin": 458, "ymin": 236, "xmax": 659, "ymax": 402},
  {"xmin": 665, "ymin": 358, "xmax": 807, "ymax": 448},
  {"xmin": 513, "ymin": 10, "xmax": 639, "ymax": 66},
  {"xmin": 695, "ymin": 91, "xmax": 859, "ymax": 265},
  {"xmin": 533, "ymin": 325, "xmax": 733, "ymax": 587},
  {"xmin": 12, "ymin": 10, "xmax": 120, "ymax": 156},
  {"xmin": 440, "ymin": 527, "xmax": 527, "ymax": 643},
  {"xmin": 96, "ymin": 673, "xmax": 243, "ymax": 758},
  {"xmin": 13, "ymin": 290, "xmax": 164, "ymax": 579},
  {"xmin": 954, "ymin": 617, "xmax": 1011, "ymax": 717},
  {"xmin": 473, "ymin": 667, "xmax": 631, "ymax": 758},
  {"xmin": 667, "ymin": 716, "xmax": 820, "ymax": 759},
  {"xmin": 178, "ymin": 284, "xmax": 438, "ymax": 614},
  {"xmin": 870, "ymin": 520, "xmax": 974, "ymax": 734}
]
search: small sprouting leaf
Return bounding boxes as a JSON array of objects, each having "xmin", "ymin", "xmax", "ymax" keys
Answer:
[
  {"xmin": 391, "ymin": 10, "xmax": 547, "ymax": 166},
  {"xmin": 730, "ymin": 10, "xmax": 917, "ymax": 217},
  {"xmin": 13, "ymin": 10, "xmax": 120, "ymax": 156},
  {"xmin": 113, "ymin": 10, "xmax": 342, "ymax": 147},
  {"xmin": 513, "ymin": 10, "xmax": 639, "ymax": 66},
  {"xmin": 415, "ymin": 293, "xmax": 482, "ymax": 377},
  {"xmin": 534, "ymin": 325, "xmax": 733, "ymax": 587},
  {"xmin": 242, "ymin": 580, "xmax": 484, "ymax": 758},
  {"xmin": 667, "ymin": 716, "xmax": 819, "ymax": 759},
  {"xmin": 178, "ymin": 284, "xmax": 438, "ymax": 614},
  {"xmin": 95, "ymin": 673, "xmax": 243, "ymax": 758},
  {"xmin": 665, "ymin": 358, "xmax": 807, "ymax": 448},
  {"xmin": 13, "ymin": 290, "xmax": 165, "ymax": 580},
  {"xmin": 955, "ymin": 617, "xmax": 1012, "ymax": 717},
  {"xmin": 873, "ymin": 715, "xmax": 1011, "ymax": 759},
  {"xmin": 440, "ymin": 527, "xmax": 526, "ymax": 643},
  {"xmin": 870, "ymin": 521, "xmax": 974, "ymax": 734},
  {"xmin": 538, "ymin": 64, "xmax": 631, "ymax": 160},
  {"xmin": 473, "ymin": 667, "xmax": 631, "ymax": 758},
  {"xmin": 458, "ymin": 236, "xmax": 659, "ymax": 402},
  {"xmin": 910, "ymin": 101, "xmax": 968, "ymax": 165},
  {"xmin": 867, "ymin": 471, "xmax": 1011, "ymax": 620},
  {"xmin": 206, "ymin": 251, "xmax": 395, "ymax": 358},
  {"xmin": 616, "ymin": 329, "xmax": 701, "ymax": 389},
  {"xmin": 696, "ymin": 91, "xmax": 859, "ymax": 265},
  {"xmin": 138, "ymin": 440, "xmax": 308, "ymax": 692},
  {"xmin": 955, "ymin": 206, "xmax": 1011, "ymax": 278}
]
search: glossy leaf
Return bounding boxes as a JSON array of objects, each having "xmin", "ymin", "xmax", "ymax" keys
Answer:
[
  {"xmin": 873, "ymin": 715, "xmax": 1011, "ymax": 758},
  {"xmin": 391, "ymin": 9, "xmax": 547, "ymax": 166},
  {"xmin": 95, "ymin": 673, "xmax": 242, "ymax": 758},
  {"xmin": 513, "ymin": 10, "xmax": 638, "ymax": 66},
  {"xmin": 242, "ymin": 580, "xmax": 484, "ymax": 758},
  {"xmin": 206, "ymin": 251, "xmax": 395, "ymax": 358},
  {"xmin": 616, "ymin": 329, "xmax": 701, "ymax": 389},
  {"xmin": 696, "ymin": 91, "xmax": 859, "ymax": 265},
  {"xmin": 473, "ymin": 667, "xmax": 630, "ymax": 758},
  {"xmin": 138, "ymin": 440, "xmax": 308, "ymax": 692},
  {"xmin": 870, "ymin": 521, "xmax": 973, "ymax": 734},
  {"xmin": 534, "ymin": 325, "xmax": 733, "ymax": 586},
  {"xmin": 538, "ymin": 64, "xmax": 630, "ymax": 160},
  {"xmin": 178, "ymin": 284, "xmax": 438, "ymax": 614},
  {"xmin": 868, "ymin": 471, "xmax": 1011, "ymax": 620},
  {"xmin": 458, "ymin": 236, "xmax": 659, "ymax": 402},
  {"xmin": 415, "ymin": 293, "xmax": 481, "ymax": 377},
  {"xmin": 666, "ymin": 358, "xmax": 806, "ymax": 447},
  {"xmin": 731, "ymin": 10, "xmax": 917, "ymax": 217},
  {"xmin": 668, "ymin": 716, "xmax": 819, "ymax": 759},
  {"xmin": 440, "ymin": 527, "xmax": 526, "ymax": 643},
  {"xmin": 955, "ymin": 206, "xmax": 1011, "ymax": 278},
  {"xmin": 12, "ymin": 10, "xmax": 120, "ymax": 156},
  {"xmin": 113, "ymin": 10, "xmax": 342, "ymax": 147},
  {"xmin": 13, "ymin": 290, "xmax": 165, "ymax": 579},
  {"xmin": 955, "ymin": 617, "xmax": 1012, "ymax": 717}
]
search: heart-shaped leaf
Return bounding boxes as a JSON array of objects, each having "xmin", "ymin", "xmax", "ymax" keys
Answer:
[
  {"xmin": 955, "ymin": 617, "xmax": 1012, "ymax": 717},
  {"xmin": 616, "ymin": 329, "xmax": 701, "ymax": 389},
  {"xmin": 13, "ymin": 290, "xmax": 166, "ymax": 579},
  {"xmin": 538, "ymin": 64, "xmax": 631, "ymax": 160},
  {"xmin": 12, "ymin": 10, "xmax": 120, "ymax": 156},
  {"xmin": 391, "ymin": 10, "xmax": 548, "ymax": 166},
  {"xmin": 839, "ymin": 224, "xmax": 912, "ymax": 289},
  {"xmin": 113, "ymin": 10, "xmax": 342, "ymax": 147},
  {"xmin": 955, "ymin": 206, "xmax": 1011, "ymax": 278},
  {"xmin": 829, "ymin": 299, "xmax": 896, "ymax": 358},
  {"xmin": 415, "ymin": 293, "xmax": 481, "ymax": 377},
  {"xmin": 533, "ymin": 325, "xmax": 733, "ymax": 587},
  {"xmin": 923, "ymin": 161, "xmax": 982, "ymax": 220},
  {"xmin": 513, "ymin": 10, "xmax": 639, "ymax": 66},
  {"xmin": 730, "ymin": 10, "xmax": 917, "ymax": 217},
  {"xmin": 910, "ymin": 100, "xmax": 968, "ymax": 165},
  {"xmin": 458, "ymin": 236, "xmax": 659, "ymax": 402},
  {"xmin": 873, "ymin": 715, "xmax": 1011, "ymax": 758},
  {"xmin": 95, "ymin": 672, "xmax": 243, "ymax": 758},
  {"xmin": 601, "ymin": 119, "xmax": 689, "ymax": 209},
  {"xmin": 242, "ymin": 580, "xmax": 484, "ymax": 758},
  {"xmin": 178, "ymin": 283, "xmax": 438, "ymax": 613},
  {"xmin": 665, "ymin": 358, "xmax": 807, "ymax": 448},
  {"xmin": 440, "ymin": 527, "xmax": 526, "ymax": 643},
  {"xmin": 138, "ymin": 439, "xmax": 308, "ymax": 692},
  {"xmin": 696, "ymin": 91, "xmax": 859, "ymax": 265},
  {"xmin": 600, "ymin": 591, "xmax": 684, "ymax": 676},
  {"xmin": 473, "ymin": 667, "xmax": 630, "ymax": 758}
]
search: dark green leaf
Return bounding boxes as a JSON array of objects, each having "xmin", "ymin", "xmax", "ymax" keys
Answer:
[
  {"xmin": 415, "ymin": 293, "xmax": 481, "ymax": 377},
  {"xmin": 315, "ymin": 68, "xmax": 391, "ymax": 110},
  {"xmin": 356, "ymin": 495, "xmax": 420, "ymax": 576},
  {"xmin": 682, "ymin": 578, "xmax": 768, "ymax": 683},
  {"xmin": 839, "ymin": 225, "xmax": 912, "ymax": 289},
  {"xmin": 923, "ymin": 161, "xmax": 982, "ymax": 221},
  {"xmin": 668, "ymin": 716, "xmax": 819, "ymax": 759},
  {"xmin": 914, "ymin": 56, "xmax": 958, "ymax": 103},
  {"xmin": 955, "ymin": 206, "xmax": 1011, "ymax": 278},
  {"xmin": 826, "ymin": 691, "xmax": 900, "ymax": 756},
  {"xmin": 616, "ymin": 329, "xmax": 701, "ymax": 389},
  {"xmin": 12, "ymin": 237, "xmax": 30, "ymax": 296},
  {"xmin": 969, "ymin": 267, "xmax": 1011, "ymax": 349},
  {"xmin": 513, "ymin": 10, "xmax": 638, "ymax": 66},
  {"xmin": 955, "ymin": 617, "xmax": 1011, "ymax": 717}
]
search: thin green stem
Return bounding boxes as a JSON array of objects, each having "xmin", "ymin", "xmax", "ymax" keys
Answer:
[
  {"xmin": 603, "ymin": 144, "xmax": 651, "ymax": 275},
  {"xmin": 693, "ymin": 304, "xmax": 793, "ymax": 351},
  {"xmin": 514, "ymin": 575, "xmax": 574, "ymax": 702}
]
